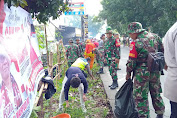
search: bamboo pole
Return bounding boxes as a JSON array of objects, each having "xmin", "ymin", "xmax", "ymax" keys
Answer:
[
  {"xmin": 56, "ymin": 42, "xmax": 61, "ymax": 88},
  {"xmin": 60, "ymin": 40, "xmax": 67, "ymax": 73},
  {"xmin": 45, "ymin": 25, "xmax": 49, "ymax": 67},
  {"xmin": 34, "ymin": 83, "xmax": 45, "ymax": 107},
  {"xmin": 34, "ymin": 52, "xmax": 53, "ymax": 107},
  {"xmin": 61, "ymin": 40, "xmax": 67, "ymax": 60},
  {"xmin": 49, "ymin": 52, "xmax": 53, "ymax": 110},
  {"xmin": 49, "ymin": 52, "xmax": 53, "ymax": 77},
  {"xmin": 46, "ymin": 52, "xmax": 53, "ymax": 97},
  {"xmin": 34, "ymin": 25, "xmax": 48, "ymax": 108},
  {"xmin": 34, "ymin": 31, "xmax": 68, "ymax": 108}
]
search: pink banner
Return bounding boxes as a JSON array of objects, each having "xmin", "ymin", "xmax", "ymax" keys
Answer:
[{"xmin": 0, "ymin": 1, "xmax": 44, "ymax": 118}]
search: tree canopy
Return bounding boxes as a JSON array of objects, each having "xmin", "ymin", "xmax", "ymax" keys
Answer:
[
  {"xmin": 99, "ymin": 0, "xmax": 177, "ymax": 37},
  {"xmin": 4, "ymin": 0, "xmax": 69, "ymax": 24}
]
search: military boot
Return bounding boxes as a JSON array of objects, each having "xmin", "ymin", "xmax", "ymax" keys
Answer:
[
  {"xmin": 96, "ymin": 68, "xmax": 104, "ymax": 74},
  {"xmin": 161, "ymin": 70, "xmax": 164, "ymax": 75},
  {"xmin": 110, "ymin": 80, "xmax": 118, "ymax": 90},
  {"xmin": 156, "ymin": 114, "xmax": 163, "ymax": 118},
  {"xmin": 108, "ymin": 81, "xmax": 114, "ymax": 87}
]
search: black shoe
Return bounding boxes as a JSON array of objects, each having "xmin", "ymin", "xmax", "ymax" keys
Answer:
[
  {"xmin": 96, "ymin": 71, "xmax": 100, "ymax": 74},
  {"xmin": 108, "ymin": 82, "xmax": 113, "ymax": 87},
  {"xmin": 161, "ymin": 70, "xmax": 164, "ymax": 75},
  {"xmin": 99, "ymin": 71, "xmax": 104, "ymax": 74},
  {"xmin": 110, "ymin": 80, "xmax": 118, "ymax": 90},
  {"xmin": 117, "ymin": 68, "xmax": 121, "ymax": 70},
  {"xmin": 99, "ymin": 68, "xmax": 104, "ymax": 74},
  {"xmin": 116, "ymin": 68, "xmax": 121, "ymax": 70},
  {"xmin": 156, "ymin": 114, "xmax": 163, "ymax": 118},
  {"xmin": 96, "ymin": 68, "xmax": 104, "ymax": 74},
  {"xmin": 110, "ymin": 84, "xmax": 118, "ymax": 89}
]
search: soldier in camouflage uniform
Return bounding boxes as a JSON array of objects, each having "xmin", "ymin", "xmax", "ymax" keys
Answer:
[
  {"xmin": 100, "ymin": 34, "xmax": 108, "ymax": 66},
  {"xmin": 104, "ymin": 28, "xmax": 120, "ymax": 89},
  {"xmin": 92, "ymin": 35, "xmax": 105, "ymax": 74},
  {"xmin": 114, "ymin": 32, "xmax": 121, "ymax": 70},
  {"xmin": 93, "ymin": 47, "xmax": 104, "ymax": 74},
  {"xmin": 75, "ymin": 38, "xmax": 85, "ymax": 57},
  {"xmin": 126, "ymin": 22, "xmax": 165, "ymax": 118},
  {"xmin": 66, "ymin": 39, "xmax": 80, "ymax": 67}
]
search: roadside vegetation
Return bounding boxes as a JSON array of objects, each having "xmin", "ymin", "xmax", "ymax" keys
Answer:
[{"xmin": 30, "ymin": 63, "xmax": 113, "ymax": 118}]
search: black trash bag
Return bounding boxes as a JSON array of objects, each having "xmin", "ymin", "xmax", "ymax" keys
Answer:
[
  {"xmin": 114, "ymin": 79, "xmax": 138, "ymax": 118},
  {"xmin": 41, "ymin": 75, "xmax": 56, "ymax": 100}
]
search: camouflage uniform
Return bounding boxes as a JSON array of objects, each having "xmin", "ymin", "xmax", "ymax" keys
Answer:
[
  {"xmin": 94, "ymin": 47, "xmax": 104, "ymax": 73},
  {"xmin": 97, "ymin": 46, "xmax": 104, "ymax": 69},
  {"xmin": 104, "ymin": 28, "xmax": 120, "ymax": 89},
  {"xmin": 76, "ymin": 41, "xmax": 85, "ymax": 57},
  {"xmin": 93, "ymin": 38, "xmax": 105, "ymax": 74},
  {"xmin": 126, "ymin": 22, "xmax": 165, "ymax": 118},
  {"xmin": 66, "ymin": 39, "xmax": 80, "ymax": 67},
  {"xmin": 114, "ymin": 33, "xmax": 121, "ymax": 70}
]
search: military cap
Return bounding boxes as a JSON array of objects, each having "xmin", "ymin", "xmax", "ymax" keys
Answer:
[
  {"xmin": 68, "ymin": 39, "xmax": 73, "ymax": 43},
  {"xmin": 105, "ymin": 27, "xmax": 113, "ymax": 34},
  {"xmin": 128, "ymin": 22, "xmax": 145, "ymax": 33},
  {"xmin": 114, "ymin": 32, "xmax": 120, "ymax": 35}
]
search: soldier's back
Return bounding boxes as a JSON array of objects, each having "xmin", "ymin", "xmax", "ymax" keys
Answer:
[{"xmin": 67, "ymin": 44, "xmax": 79, "ymax": 62}]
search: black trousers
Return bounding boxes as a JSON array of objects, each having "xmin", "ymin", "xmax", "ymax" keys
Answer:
[{"xmin": 170, "ymin": 101, "xmax": 177, "ymax": 118}]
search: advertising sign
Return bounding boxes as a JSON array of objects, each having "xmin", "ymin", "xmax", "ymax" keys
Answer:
[
  {"xmin": 81, "ymin": 15, "xmax": 88, "ymax": 39},
  {"xmin": 65, "ymin": 2, "xmax": 84, "ymax": 15},
  {"xmin": 0, "ymin": 1, "xmax": 44, "ymax": 118}
]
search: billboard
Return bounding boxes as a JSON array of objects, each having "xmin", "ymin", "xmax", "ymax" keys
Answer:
[
  {"xmin": 0, "ymin": 1, "xmax": 44, "ymax": 118},
  {"xmin": 81, "ymin": 15, "xmax": 88, "ymax": 40},
  {"xmin": 65, "ymin": 2, "xmax": 84, "ymax": 15},
  {"xmin": 56, "ymin": 25, "xmax": 82, "ymax": 45}
]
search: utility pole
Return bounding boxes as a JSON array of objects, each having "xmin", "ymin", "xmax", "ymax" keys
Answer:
[
  {"xmin": 81, "ymin": 15, "xmax": 84, "ymax": 41},
  {"xmin": 81, "ymin": 14, "xmax": 88, "ymax": 41}
]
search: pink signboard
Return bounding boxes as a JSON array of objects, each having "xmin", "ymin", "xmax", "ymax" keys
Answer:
[{"xmin": 0, "ymin": 0, "xmax": 44, "ymax": 118}]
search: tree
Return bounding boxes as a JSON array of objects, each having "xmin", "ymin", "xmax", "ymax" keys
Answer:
[
  {"xmin": 4, "ymin": 0, "xmax": 69, "ymax": 24},
  {"xmin": 67, "ymin": 15, "xmax": 104, "ymax": 37},
  {"xmin": 99, "ymin": 0, "xmax": 177, "ymax": 37}
]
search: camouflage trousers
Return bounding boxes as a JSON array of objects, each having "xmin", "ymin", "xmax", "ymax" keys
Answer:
[
  {"xmin": 96, "ymin": 55, "xmax": 104, "ymax": 68},
  {"xmin": 68, "ymin": 62, "xmax": 74, "ymax": 67},
  {"xmin": 115, "ymin": 47, "xmax": 121, "ymax": 69},
  {"xmin": 107, "ymin": 59, "xmax": 117, "ymax": 80},
  {"xmin": 133, "ymin": 66, "xmax": 165, "ymax": 118}
]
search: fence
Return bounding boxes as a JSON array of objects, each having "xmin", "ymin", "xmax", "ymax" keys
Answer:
[{"xmin": 33, "ymin": 40, "xmax": 67, "ymax": 117}]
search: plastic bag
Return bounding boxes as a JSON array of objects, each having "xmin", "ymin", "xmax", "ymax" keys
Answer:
[{"xmin": 114, "ymin": 79, "xmax": 138, "ymax": 118}]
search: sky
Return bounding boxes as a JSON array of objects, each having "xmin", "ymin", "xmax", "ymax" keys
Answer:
[
  {"xmin": 70, "ymin": 0, "xmax": 103, "ymax": 16},
  {"xmin": 84, "ymin": 0, "xmax": 103, "ymax": 16}
]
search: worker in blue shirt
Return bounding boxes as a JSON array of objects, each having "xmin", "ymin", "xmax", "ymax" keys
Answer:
[{"xmin": 59, "ymin": 66, "xmax": 88, "ymax": 112}]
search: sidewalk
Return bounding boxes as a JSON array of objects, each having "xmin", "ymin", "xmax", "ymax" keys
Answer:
[{"xmin": 100, "ymin": 46, "xmax": 171, "ymax": 118}]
